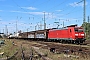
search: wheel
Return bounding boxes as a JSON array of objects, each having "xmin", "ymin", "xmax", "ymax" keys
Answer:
[{"xmin": 71, "ymin": 40, "xmax": 74, "ymax": 44}]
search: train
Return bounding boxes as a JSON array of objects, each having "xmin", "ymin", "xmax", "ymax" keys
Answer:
[{"xmin": 8, "ymin": 25, "xmax": 86, "ymax": 44}]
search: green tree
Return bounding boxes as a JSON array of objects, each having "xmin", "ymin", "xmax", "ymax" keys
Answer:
[{"xmin": 82, "ymin": 22, "xmax": 90, "ymax": 39}]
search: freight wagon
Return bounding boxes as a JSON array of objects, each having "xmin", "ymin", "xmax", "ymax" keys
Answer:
[
  {"xmin": 10, "ymin": 25, "xmax": 86, "ymax": 44},
  {"xmin": 18, "ymin": 29, "xmax": 49, "ymax": 41}
]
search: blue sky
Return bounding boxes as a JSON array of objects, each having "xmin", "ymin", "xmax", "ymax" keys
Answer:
[{"xmin": 0, "ymin": 0, "xmax": 90, "ymax": 34}]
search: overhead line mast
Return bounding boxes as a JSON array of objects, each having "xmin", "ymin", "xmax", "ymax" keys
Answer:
[
  {"xmin": 77, "ymin": 0, "xmax": 86, "ymax": 30},
  {"xmin": 83, "ymin": 0, "xmax": 86, "ymax": 24},
  {"xmin": 44, "ymin": 12, "xmax": 46, "ymax": 29}
]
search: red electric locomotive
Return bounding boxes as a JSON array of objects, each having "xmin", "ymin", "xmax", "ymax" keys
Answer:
[{"xmin": 48, "ymin": 25, "xmax": 86, "ymax": 44}]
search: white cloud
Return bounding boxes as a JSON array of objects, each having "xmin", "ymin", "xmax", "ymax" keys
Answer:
[
  {"xmin": 0, "ymin": 10, "xmax": 3, "ymax": 11},
  {"xmin": 69, "ymin": 2, "xmax": 88, "ymax": 7},
  {"xmin": 10, "ymin": 10, "xmax": 44, "ymax": 15},
  {"xmin": 55, "ymin": 10, "xmax": 62, "ymax": 12},
  {"xmin": 29, "ymin": 12, "xmax": 57, "ymax": 19},
  {"xmin": 28, "ymin": 12, "xmax": 43, "ymax": 15},
  {"xmin": 69, "ymin": 2, "xmax": 83, "ymax": 7},
  {"xmin": 10, "ymin": 10, "xmax": 57, "ymax": 19},
  {"xmin": 21, "ymin": 7, "xmax": 37, "ymax": 10},
  {"xmin": 0, "ymin": 18, "xmax": 2, "ymax": 20},
  {"xmin": 10, "ymin": 10, "xmax": 21, "ymax": 13}
]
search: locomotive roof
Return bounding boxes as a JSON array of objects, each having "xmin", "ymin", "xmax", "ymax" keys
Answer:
[
  {"xmin": 50, "ymin": 27, "xmax": 68, "ymax": 30},
  {"xmin": 49, "ymin": 26, "xmax": 82, "ymax": 31},
  {"xmin": 67, "ymin": 24, "xmax": 77, "ymax": 27}
]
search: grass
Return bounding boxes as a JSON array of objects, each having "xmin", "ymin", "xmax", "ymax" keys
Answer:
[{"xmin": 0, "ymin": 38, "xmax": 19, "ymax": 58}]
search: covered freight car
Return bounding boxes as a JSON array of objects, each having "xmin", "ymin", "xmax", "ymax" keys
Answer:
[{"xmin": 19, "ymin": 29, "xmax": 49, "ymax": 41}]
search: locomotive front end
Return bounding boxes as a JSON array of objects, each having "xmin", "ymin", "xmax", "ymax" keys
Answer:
[{"xmin": 74, "ymin": 27, "xmax": 86, "ymax": 43}]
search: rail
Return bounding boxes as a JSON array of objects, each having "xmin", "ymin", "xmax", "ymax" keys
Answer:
[
  {"xmin": 21, "ymin": 44, "xmax": 25, "ymax": 60},
  {"xmin": 32, "ymin": 46, "xmax": 52, "ymax": 60}
]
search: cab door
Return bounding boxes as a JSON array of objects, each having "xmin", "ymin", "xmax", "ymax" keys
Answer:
[{"xmin": 68, "ymin": 28, "xmax": 74, "ymax": 40}]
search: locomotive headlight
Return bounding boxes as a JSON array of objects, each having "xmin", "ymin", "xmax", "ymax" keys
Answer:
[
  {"xmin": 81, "ymin": 34, "xmax": 84, "ymax": 36},
  {"xmin": 75, "ymin": 34, "xmax": 78, "ymax": 36}
]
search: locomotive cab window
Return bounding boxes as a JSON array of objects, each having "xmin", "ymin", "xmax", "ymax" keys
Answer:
[
  {"xmin": 78, "ymin": 29, "xmax": 83, "ymax": 32},
  {"xmin": 75, "ymin": 28, "xmax": 78, "ymax": 32},
  {"xmin": 74, "ymin": 28, "xmax": 83, "ymax": 32}
]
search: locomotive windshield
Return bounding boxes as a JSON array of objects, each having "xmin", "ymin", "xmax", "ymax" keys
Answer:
[{"xmin": 74, "ymin": 28, "xmax": 83, "ymax": 32}]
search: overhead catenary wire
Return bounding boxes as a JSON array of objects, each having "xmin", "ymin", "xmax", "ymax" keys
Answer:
[
  {"xmin": 26, "ymin": 0, "xmax": 39, "ymax": 6},
  {"xmin": 12, "ymin": 0, "xmax": 69, "ymax": 21},
  {"xmin": 12, "ymin": 0, "xmax": 43, "ymax": 21},
  {"xmin": 51, "ymin": 0, "xmax": 84, "ymax": 18},
  {"xmin": 48, "ymin": 0, "xmax": 69, "ymax": 11},
  {"xmin": 34, "ymin": 0, "xmax": 51, "ymax": 7},
  {"xmin": 11, "ymin": 0, "xmax": 85, "ymax": 30},
  {"xmin": 12, "ymin": 0, "xmax": 51, "ymax": 20},
  {"xmin": 12, "ymin": 0, "xmax": 79, "ymax": 21},
  {"xmin": 44, "ymin": 0, "xmax": 84, "ymax": 23},
  {"xmin": 12, "ymin": 0, "xmax": 34, "ymax": 16}
]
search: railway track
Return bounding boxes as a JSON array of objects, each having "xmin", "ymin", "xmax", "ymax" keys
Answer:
[
  {"xmin": 20, "ymin": 44, "xmax": 53, "ymax": 60},
  {"xmin": 8, "ymin": 39, "xmax": 90, "ymax": 60},
  {"xmin": 24, "ymin": 39, "xmax": 89, "ymax": 49},
  {"xmin": 32, "ymin": 40, "xmax": 90, "ymax": 58}
]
